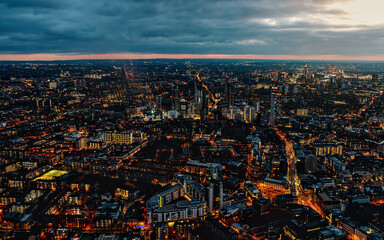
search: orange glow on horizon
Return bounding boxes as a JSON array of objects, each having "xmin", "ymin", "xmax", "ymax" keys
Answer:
[{"xmin": 0, "ymin": 53, "xmax": 384, "ymax": 61}]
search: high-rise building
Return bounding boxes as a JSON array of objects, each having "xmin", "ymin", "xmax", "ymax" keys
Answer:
[
  {"xmin": 219, "ymin": 181, "xmax": 223, "ymax": 209},
  {"xmin": 200, "ymin": 88, "xmax": 209, "ymax": 121},
  {"xmin": 225, "ymin": 77, "xmax": 234, "ymax": 107},
  {"xmin": 270, "ymin": 90, "xmax": 282, "ymax": 126},
  {"xmin": 253, "ymin": 100, "xmax": 261, "ymax": 113},
  {"xmin": 194, "ymin": 77, "xmax": 203, "ymax": 104},
  {"xmin": 270, "ymin": 92, "xmax": 275, "ymax": 126},
  {"xmin": 179, "ymin": 99, "xmax": 188, "ymax": 118},
  {"xmin": 303, "ymin": 64, "xmax": 308, "ymax": 79},
  {"xmin": 171, "ymin": 87, "xmax": 180, "ymax": 108},
  {"xmin": 77, "ymin": 137, "xmax": 87, "ymax": 150},
  {"xmin": 244, "ymin": 105, "xmax": 256, "ymax": 123},
  {"xmin": 208, "ymin": 182, "xmax": 214, "ymax": 213}
]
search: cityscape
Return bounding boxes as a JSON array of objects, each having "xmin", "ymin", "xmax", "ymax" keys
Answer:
[
  {"xmin": 1, "ymin": 0, "xmax": 384, "ymax": 239},
  {"xmin": 0, "ymin": 60, "xmax": 383, "ymax": 239}
]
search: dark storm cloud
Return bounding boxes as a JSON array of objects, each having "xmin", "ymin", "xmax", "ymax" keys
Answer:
[
  {"xmin": 0, "ymin": 0, "xmax": 383, "ymax": 56},
  {"xmin": 1, "ymin": 0, "xmax": 64, "ymax": 9}
]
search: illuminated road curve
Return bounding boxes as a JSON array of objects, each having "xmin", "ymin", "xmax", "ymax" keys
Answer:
[
  {"xmin": 275, "ymin": 127, "xmax": 325, "ymax": 217},
  {"xmin": 275, "ymin": 128, "xmax": 297, "ymax": 186}
]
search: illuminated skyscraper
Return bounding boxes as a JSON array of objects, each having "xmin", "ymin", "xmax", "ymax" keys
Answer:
[
  {"xmin": 244, "ymin": 105, "xmax": 256, "ymax": 123},
  {"xmin": 194, "ymin": 79, "xmax": 203, "ymax": 104},
  {"xmin": 270, "ymin": 90, "xmax": 282, "ymax": 126},
  {"xmin": 303, "ymin": 64, "xmax": 308, "ymax": 79},
  {"xmin": 179, "ymin": 99, "xmax": 188, "ymax": 118},
  {"xmin": 225, "ymin": 77, "xmax": 234, "ymax": 107},
  {"xmin": 270, "ymin": 92, "xmax": 275, "ymax": 126},
  {"xmin": 200, "ymin": 87, "xmax": 209, "ymax": 121}
]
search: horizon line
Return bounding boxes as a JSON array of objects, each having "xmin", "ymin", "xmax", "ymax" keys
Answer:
[{"xmin": 1, "ymin": 53, "xmax": 384, "ymax": 61}]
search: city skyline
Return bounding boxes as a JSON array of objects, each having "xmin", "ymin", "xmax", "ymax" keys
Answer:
[
  {"xmin": 0, "ymin": 57, "xmax": 383, "ymax": 239},
  {"xmin": 2, "ymin": 0, "xmax": 384, "ymax": 239}
]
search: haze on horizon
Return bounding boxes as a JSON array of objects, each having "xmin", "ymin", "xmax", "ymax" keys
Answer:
[{"xmin": 0, "ymin": 0, "xmax": 384, "ymax": 61}]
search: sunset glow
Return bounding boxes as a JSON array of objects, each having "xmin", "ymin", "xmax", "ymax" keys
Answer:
[{"xmin": 1, "ymin": 53, "xmax": 384, "ymax": 61}]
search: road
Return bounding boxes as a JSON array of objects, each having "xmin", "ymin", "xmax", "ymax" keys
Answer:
[
  {"xmin": 275, "ymin": 127, "xmax": 325, "ymax": 217},
  {"xmin": 117, "ymin": 195, "xmax": 145, "ymax": 225},
  {"xmin": 275, "ymin": 128, "xmax": 297, "ymax": 186},
  {"xmin": 196, "ymin": 72, "xmax": 219, "ymax": 109}
]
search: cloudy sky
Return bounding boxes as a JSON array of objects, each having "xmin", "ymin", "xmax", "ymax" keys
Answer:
[{"xmin": 0, "ymin": 0, "xmax": 384, "ymax": 60}]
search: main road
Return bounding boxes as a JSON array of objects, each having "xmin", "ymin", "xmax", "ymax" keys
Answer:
[
  {"xmin": 275, "ymin": 128, "xmax": 297, "ymax": 187},
  {"xmin": 275, "ymin": 127, "xmax": 325, "ymax": 217}
]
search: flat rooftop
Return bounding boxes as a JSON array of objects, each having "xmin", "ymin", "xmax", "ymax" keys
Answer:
[{"xmin": 33, "ymin": 169, "xmax": 68, "ymax": 181}]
